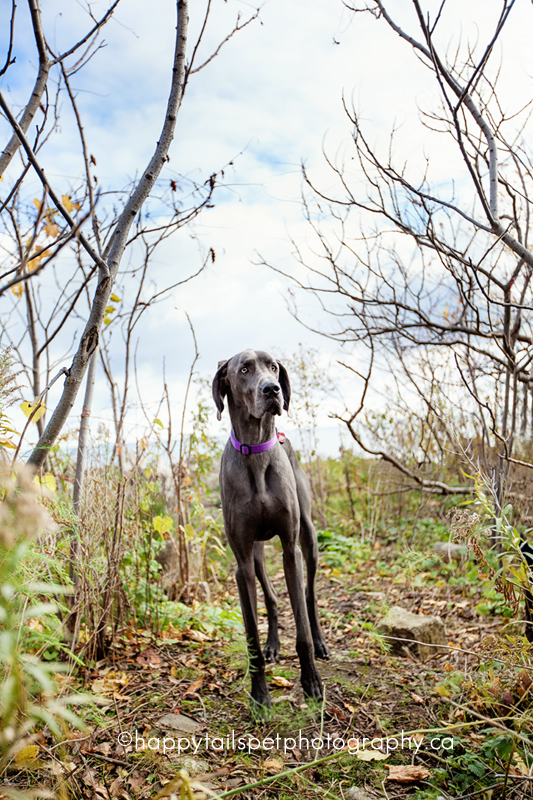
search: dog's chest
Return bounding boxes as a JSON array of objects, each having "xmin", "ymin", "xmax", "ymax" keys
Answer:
[{"xmin": 221, "ymin": 449, "xmax": 299, "ymax": 524}]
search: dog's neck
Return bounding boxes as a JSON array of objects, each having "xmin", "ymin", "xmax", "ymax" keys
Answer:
[{"xmin": 227, "ymin": 398, "xmax": 276, "ymax": 446}]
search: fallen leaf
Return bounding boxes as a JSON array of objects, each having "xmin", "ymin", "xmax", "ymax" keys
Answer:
[
  {"xmin": 91, "ymin": 671, "xmax": 129, "ymax": 694},
  {"xmin": 271, "ymin": 676, "xmax": 293, "ymax": 688},
  {"xmin": 15, "ymin": 745, "xmax": 40, "ymax": 766},
  {"xmin": 411, "ymin": 693, "xmax": 425, "ymax": 703},
  {"xmin": 386, "ymin": 764, "xmax": 430, "ymax": 782},
  {"xmin": 27, "ymin": 617, "xmax": 45, "ymax": 632},
  {"xmin": 512, "ymin": 754, "xmax": 530, "ymax": 776},
  {"xmin": 263, "ymin": 758, "xmax": 284, "ymax": 772},
  {"xmin": 185, "ymin": 677, "xmax": 204, "ymax": 695},
  {"xmin": 184, "ymin": 627, "xmax": 210, "ymax": 643},
  {"xmin": 108, "ymin": 777, "xmax": 123, "ymax": 796},
  {"xmin": 356, "ymin": 750, "xmax": 389, "ymax": 762},
  {"xmin": 136, "ymin": 648, "xmax": 161, "ymax": 667}
]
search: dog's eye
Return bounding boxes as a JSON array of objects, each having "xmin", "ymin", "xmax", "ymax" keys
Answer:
[
  {"xmin": 271, "ymin": 364, "xmax": 277, "ymax": 371},
  {"xmin": 240, "ymin": 367, "xmax": 248, "ymax": 374}
]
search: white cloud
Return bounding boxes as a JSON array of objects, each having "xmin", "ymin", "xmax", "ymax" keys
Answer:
[{"xmin": 2, "ymin": 0, "xmax": 533, "ymax": 456}]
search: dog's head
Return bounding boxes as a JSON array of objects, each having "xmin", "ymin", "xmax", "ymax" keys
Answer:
[{"xmin": 212, "ymin": 349, "xmax": 291, "ymax": 421}]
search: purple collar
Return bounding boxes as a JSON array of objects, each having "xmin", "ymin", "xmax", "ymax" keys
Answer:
[{"xmin": 230, "ymin": 428, "xmax": 282, "ymax": 456}]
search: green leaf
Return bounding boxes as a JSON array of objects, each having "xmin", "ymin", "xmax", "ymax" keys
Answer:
[
  {"xmin": 153, "ymin": 418, "xmax": 164, "ymax": 428},
  {"xmin": 153, "ymin": 515, "xmax": 173, "ymax": 534}
]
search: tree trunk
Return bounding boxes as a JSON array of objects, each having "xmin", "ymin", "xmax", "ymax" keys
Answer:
[{"xmin": 26, "ymin": 0, "xmax": 189, "ymax": 471}]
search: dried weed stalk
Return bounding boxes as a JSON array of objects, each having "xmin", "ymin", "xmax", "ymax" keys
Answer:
[{"xmin": 449, "ymin": 509, "xmax": 521, "ymax": 611}]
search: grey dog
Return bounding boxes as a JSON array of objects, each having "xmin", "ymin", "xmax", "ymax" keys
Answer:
[{"xmin": 212, "ymin": 349, "xmax": 328, "ymax": 714}]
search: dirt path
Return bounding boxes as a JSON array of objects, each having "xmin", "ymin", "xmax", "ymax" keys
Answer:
[{"xmin": 46, "ymin": 541, "xmax": 502, "ymax": 800}]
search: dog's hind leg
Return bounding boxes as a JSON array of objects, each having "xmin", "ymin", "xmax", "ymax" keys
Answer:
[
  {"xmin": 281, "ymin": 538, "xmax": 323, "ymax": 700},
  {"xmin": 254, "ymin": 542, "xmax": 280, "ymax": 662},
  {"xmin": 299, "ymin": 514, "xmax": 329, "ymax": 660}
]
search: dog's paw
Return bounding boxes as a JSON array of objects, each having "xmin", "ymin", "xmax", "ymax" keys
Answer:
[
  {"xmin": 314, "ymin": 638, "xmax": 329, "ymax": 660},
  {"xmin": 250, "ymin": 686, "xmax": 273, "ymax": 721},
  {"xmin": 301, "ymin": 669, "xmax": 323, "ymax": 702},
  {"xmin": 263, "ymin": 640, "xmax": 280, "ymax": 663}
]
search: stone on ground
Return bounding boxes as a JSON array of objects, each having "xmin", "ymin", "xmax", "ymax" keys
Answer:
[
  {"xmin": 376, "ymin": 606, "xmax": 446, "ymax": 660},
  {"xmin": 433, "ymin": 541, "xmax": 467, "ymax": 563}
]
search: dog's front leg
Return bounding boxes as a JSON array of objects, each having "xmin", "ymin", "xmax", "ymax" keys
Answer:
[
  {"xmin": 235, "ymin": 553, "xmax": 272, "ymax": 716},
  {"xmin": 254, "ymin": 542, "xmax": 280, "ymax": 662}
]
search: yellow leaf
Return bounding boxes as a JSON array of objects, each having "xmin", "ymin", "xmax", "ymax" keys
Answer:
[
  {"xmin": 105, "ymin": 306, "xmax": 116, "ymax": 314},
  {"xmin": 153, "ymin": 515, "xmax": 173, "ymax": 534},
  {"xmin": 43, "ymin": 221, "xmax": 60, "ymax": 238},
  {"xmin": 20, "ymin": 400, "xmax": 46, "ymax": 422},
  {"xmin": 153, "ymin": 418, "xmax": 164, "ymax": 428},
  {"xmin": 12, "ymin": 284, "xmax": 24, "ymax": 298},
  {"xmin": 103, "ymin": 316, "xmax": 112, "ymax": 325},
  {"xmin": 37, "ymin": 473, "xmax": 57, "ymax": 493},
  {"xmin": 264, "ymin": 758, "xmax": 284, "ymax": 772},
  {"xmin": 435, "ymin": 684, "xmax": 451, "ymax": 697},
  {"xmin": 110, "ymin": 293, "xmax": 121, "ymax": 302},
  {"xmin": 140, "ymin": 436, "xmax": 148, "ymax": 451},
  {"xmin": 512, "ymin": 754, "xmax": 529, "ymax": 775},
  {"xmin": 33, "ymin": 198, "xmax": 41, "ymax": 210},
  {"xmin": 28, "ymin": 256, "xmax": 42, "ymax": 273},
  {"xmin": 15, "ymin": 745, "xmax": 40, "ymax": 766},
  {"xmin": 91, "ymin": 671, "xmax": 129, "ymax": 695},
  {"xmin": 73, "ymin": 200, "xmax": 82, "ymax": 210},
  {"xmin": 356, "ymin": 750, "xmax": 389, "ymax": 762},
  {"xmin": 62, "ymin": 194, "xmax": 74, "ymax": 213}
]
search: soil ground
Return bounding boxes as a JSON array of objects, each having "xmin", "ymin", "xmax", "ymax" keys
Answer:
[{"xmin": 20, "ymin": 538, "xmax": 521, "ymax": 800}]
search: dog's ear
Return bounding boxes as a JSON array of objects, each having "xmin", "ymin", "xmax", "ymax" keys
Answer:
[
  {"xmin": 277, "ymin": 361, "xmax": 292, "ymax": 417},
  {"xmin": 212, "ymin": 359, "xmax": 228, "ymax": 421}
]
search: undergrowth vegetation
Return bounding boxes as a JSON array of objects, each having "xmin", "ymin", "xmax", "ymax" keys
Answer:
[{"xmin": 1, "ymin": 354, "xmax": 533, "ymax": 799}]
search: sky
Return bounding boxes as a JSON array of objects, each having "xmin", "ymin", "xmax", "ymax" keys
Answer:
[{"xmin": 1, "ymin": 0, "xmax": 533, "ymax": 458}]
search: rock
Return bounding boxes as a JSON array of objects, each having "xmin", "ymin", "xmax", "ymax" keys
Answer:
[
  {"xmin": 376, "ymin": 606, "xmax": 446, "ymax": 660},
  {"xmin": 433, "ymin": 541, "xmax": 467, "ymax": 563},
  {"xmin": 170, "ymin": 756, "xmax": 210, "ymax": 774},
  {"xmin": 345, "ymin": 788, "xmax": 376, "ymax": 800},
  {"xmin": 156, "ymin": 713, "xmax": 201, "ymax": 734}
]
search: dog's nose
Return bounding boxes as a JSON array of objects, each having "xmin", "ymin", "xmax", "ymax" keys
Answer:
[{"xmin": 262, "ymin": 382, "xmax": 280, "ymax": 397}]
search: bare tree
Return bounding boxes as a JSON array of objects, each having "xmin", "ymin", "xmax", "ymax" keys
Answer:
[
  {"xmin": 0, "ymin": 0, "xmax": 258, "ymax": 470},
  {"xmin": 267, "ymin": 0, "xmax": 533, "ymax": 512}
]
